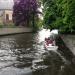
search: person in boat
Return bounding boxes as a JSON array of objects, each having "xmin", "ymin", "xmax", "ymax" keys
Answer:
[{"xmin": 45, "ymin": 36, "xmax": 55, "ymax": 46}]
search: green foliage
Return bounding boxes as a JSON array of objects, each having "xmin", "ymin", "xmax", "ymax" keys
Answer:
[
  {"xmin": 43, "ymin": 0, "xmax": 58, "ymax": 29},
  {"xmin": 43, "ymin": 0, "xmax": 75, "ymax": 33},
  {"xmin": 37, "ymin": 19, "xmax": 43, "ymax": 28},
  {"xmin": 0, "ymin": 23, "xmax": 16, "ymax": 28}
]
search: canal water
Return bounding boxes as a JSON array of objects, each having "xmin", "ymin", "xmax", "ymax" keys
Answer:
[{"xmin": 0, "ymin": 30, "xmax": 75, "ymax": 75}]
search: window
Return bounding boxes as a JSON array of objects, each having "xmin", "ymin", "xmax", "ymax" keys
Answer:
[{"xmin": 6, "ymin": 14, "xmax": 9, "ymax": 20}]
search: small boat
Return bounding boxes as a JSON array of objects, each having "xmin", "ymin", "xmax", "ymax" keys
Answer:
[
  {"xmin": 44, "ymin": 37, "xmax": 58, "ymax": 51},
  {"xmin": 44, "ymin": 43, "xmax": 58, "ymax": 51}
]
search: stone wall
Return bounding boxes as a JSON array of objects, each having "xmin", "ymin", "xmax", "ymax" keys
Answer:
[
  {"xmin": 61, "ymin": 35, "xmax": 75, "ymax": 55},
  {"xmin": 0, "ymin": 28, "xmax": 32, "ymax": 35}
]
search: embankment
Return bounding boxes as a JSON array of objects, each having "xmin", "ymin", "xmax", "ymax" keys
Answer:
[{"xmin": 0, "ymin": 28, "xmax": 32, "ymax": 35}]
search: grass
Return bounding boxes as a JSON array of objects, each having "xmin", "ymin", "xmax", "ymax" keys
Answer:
[
  {"xmin": 0, "ymin": 23, "xmax": 33, "ymax": 28},
  {"xmin": 0, "ymin": 23, "xmax": 18, "ymax": 28}
]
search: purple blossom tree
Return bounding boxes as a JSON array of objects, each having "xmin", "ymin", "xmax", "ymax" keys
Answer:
[{"xmin": 13, "ymin": 0, "xmax": 38, "ymax": 27}]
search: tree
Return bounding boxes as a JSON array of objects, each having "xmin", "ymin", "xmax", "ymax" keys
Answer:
[
  {"xmin": 43, "ymin": 0, "xmax": 75, "ymax": 33},
  {"xmin": 43, "ymin": 0, "xmax": 58, "ymax": 29},
  {"xmin": 13, "ymin": 0, "xmax": 38, "ymax": 27},
  {"xmin": 62, "ymin": 0, "xmax": 75, "ymax": 32}
]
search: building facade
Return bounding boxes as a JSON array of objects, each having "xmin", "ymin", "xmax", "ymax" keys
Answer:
[{"xmin": 0, "ymin": 9, "xmax": 13, "ymax": 25}]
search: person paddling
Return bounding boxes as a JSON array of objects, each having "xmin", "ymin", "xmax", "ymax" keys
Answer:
[{"xmin": 45, "ymin": 37, "xmax": 55, "ymax": 46}]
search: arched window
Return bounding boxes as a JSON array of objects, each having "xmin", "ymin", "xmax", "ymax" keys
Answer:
[{"xmin": 6, "ymin": 14, "xmax": 9, "ymax": 20}]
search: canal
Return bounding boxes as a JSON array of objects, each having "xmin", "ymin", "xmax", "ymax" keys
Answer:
[{"xmin": 0, "ymin": 30, "xmax": 75, "ymax": 75}]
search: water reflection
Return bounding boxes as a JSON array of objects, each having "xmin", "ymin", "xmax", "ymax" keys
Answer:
[{"xmin": 0, "ymin": 30, "xmax": 75, "ymax": 75}]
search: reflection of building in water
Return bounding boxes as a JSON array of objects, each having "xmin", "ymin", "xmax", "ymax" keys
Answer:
[{"xmin": 0, "ymin": 9, "xmax": 13, "ymax": 25}]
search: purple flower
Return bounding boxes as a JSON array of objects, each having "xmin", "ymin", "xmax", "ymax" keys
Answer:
[{"xmin": 13, "ymin": 0, "xmax": 38, "ymax": 26}]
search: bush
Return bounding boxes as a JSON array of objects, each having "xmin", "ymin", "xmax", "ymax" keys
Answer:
[{"xmin": 43, "ymin": 0, "xmax": 75, "ymax": 34}]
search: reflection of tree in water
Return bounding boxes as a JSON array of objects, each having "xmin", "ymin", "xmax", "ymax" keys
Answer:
[
  {"xmin": 12, "ymin": 33, "xmax": 34, "ymax": 49},
  {"xmin": 43, "ymin": 51, "xmax": 64, "ymax": 75},
  {"xmin": 32, "ymin": 50, "xmax": 64, "ymax": 75},
  {"xmin": 33, "ymin": 50, "xmax": 75, "ymax": 75},
  {"xmin": 32, "ymin": 36, "xmax": 75, "ymax": 75},
  {"xmin": 7, "ymin": 33, "xmax": 36, "ymax": 69}
]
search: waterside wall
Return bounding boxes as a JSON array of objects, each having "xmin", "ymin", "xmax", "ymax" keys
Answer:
[{"xmin": 0, "ymin": 28, "xmax": 32, "ymax": 35}]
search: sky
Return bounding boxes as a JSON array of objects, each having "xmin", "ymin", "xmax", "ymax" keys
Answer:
[{"xmin": 0, "ymin": 0, "xmax": 14, "ymax": 9}]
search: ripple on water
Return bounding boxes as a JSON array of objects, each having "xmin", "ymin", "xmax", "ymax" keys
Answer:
[
  {"xmin": 0, "ymin": 67, "xmax": 32, "ymax": 75},
  {"xmin": 0, "ymin": 31, "xmax": 72, "ymax": 75}
]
